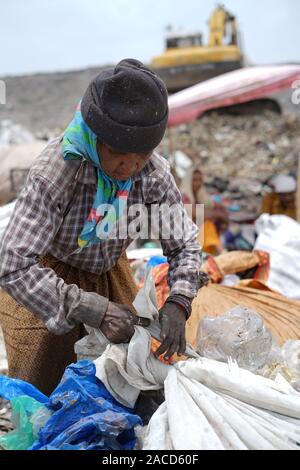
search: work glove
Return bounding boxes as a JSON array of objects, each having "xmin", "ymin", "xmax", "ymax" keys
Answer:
[
  {"xmin": 100, "ymin": 302, "xmax": 150, "ymax": 344},
  {"xmin": 155, "ymin": 302, "xmax": 187, "ymax": 360}
]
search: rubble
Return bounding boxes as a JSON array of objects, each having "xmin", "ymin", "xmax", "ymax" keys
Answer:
[
  {"xmin": 160, "ymin": 110, "xmax": 300, "ymax": 183},
  {"xmin": 159, "ymin": 110, "xmax": 300, "ymax": 220},
  {"xmin": 0, "ymin": 120, "xmax": 35, "ymax": 150}
]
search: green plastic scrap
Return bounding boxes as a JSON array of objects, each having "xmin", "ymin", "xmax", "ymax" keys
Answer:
[{"xmin": 0, "ymin": 395, "xmax": 51, "ymax": 450}]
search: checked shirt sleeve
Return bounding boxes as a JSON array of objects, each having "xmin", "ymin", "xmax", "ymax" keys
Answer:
[{"xmin": 0, "ymin": 175, "xmax": 108, "ymax": 334}]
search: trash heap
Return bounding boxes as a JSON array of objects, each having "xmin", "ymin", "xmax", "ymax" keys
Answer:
[
  {"xmin": 161, "ymin": 111, "xmax": 300, "ymax": 181},
  {"xmin": 0, "ymin": 120, "xmax": 35, "ymax": 150},
  {"xmin": 0, "ymin": 269, "xmax": 300, "ymax": 450}
]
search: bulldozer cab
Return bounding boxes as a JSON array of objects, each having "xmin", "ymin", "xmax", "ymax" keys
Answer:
[
  {"xmin": 166, "ymin": 33, "xmax": 203, "ymax": 50},
  {"xmin": 151, "ymin": 5, "xmax": 243, "ymax": 92}
]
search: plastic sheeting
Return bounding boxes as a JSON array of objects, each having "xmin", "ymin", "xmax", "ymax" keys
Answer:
[
  {"xmin": 76, "ymin": 268, "xmax": 300, "ymax": 450},
  {"xmin": 94, "ymin": 327, "xmax": 169, "ymax": 409},
  {"xmin": 255, "ymin": 214, "xmax": 300, "ymax": 299},
  {"xmin": 90, "ymin": 319, "xmax": 300, "ymax": 450},
  {"xmin": 93, "ymin": 268, "xmax": 169, "ymax": 408},
  {"xmin": 86, "ymin": 268, "xmax": 196, "ymax": 408},
  {"xmin": 168, "ymin": 65, "xmax": 300, "ymax": 127},
  {"xmin": 34, "ymin": 361, "xmax": 142, "ymax": 450},
  {"xmin": 0, "ymin": 397, "xmax": 50, "ymax": 450},
  {"xmin": 0, "ymin": 361, "xmax": 142, "ymax": 450},
  {"xmin": 143, "ymin": 358, "xmax": 300, "ymax": 450},
  {"xmin": 187, "ymin": 282, "xmax": 300, "ymax": 347},
  {"xmin": 0, "ymin": 375, "xmax": 48, "ymax": 404}
]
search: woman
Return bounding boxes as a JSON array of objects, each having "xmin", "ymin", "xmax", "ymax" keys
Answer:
[
  {"xmin": 181, "ymin": 166, "xmax": 228, "ymax": 255},
  {"xmin": 0, "ymin": 59, "xmax": 203, "ymax": 394}
]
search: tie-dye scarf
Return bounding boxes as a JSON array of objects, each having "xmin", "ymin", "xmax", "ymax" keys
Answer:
[{"xmin": 62, "ymin": 103, "xmax": 132, "ymax": 248}]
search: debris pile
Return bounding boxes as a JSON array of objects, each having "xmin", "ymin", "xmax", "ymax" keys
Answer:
[
  {"xmin": 0, "ymin": 120, "xmax": 35, "ymax": 150},
  {"xmin": 161, "ymin": 111, "xmax": 300, "ymax": 183}
]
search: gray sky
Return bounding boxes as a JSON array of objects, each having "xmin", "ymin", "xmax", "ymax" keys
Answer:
[{"xmin": 1, "ymin": 0, "xmax": 299, "ymax": 76}]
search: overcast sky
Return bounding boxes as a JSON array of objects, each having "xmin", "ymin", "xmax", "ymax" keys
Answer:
[{"xmin": 1, "ymin": 0, "xmax": 299, "ymax": 76}]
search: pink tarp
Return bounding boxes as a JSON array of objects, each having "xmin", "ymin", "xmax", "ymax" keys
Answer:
[{"xmin": 168, "ymin": 65, "xmax": 300, "ymax": 127}]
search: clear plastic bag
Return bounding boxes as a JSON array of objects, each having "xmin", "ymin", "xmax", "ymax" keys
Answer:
[
  {"xmin": 257, "ymin": 340, "xmax": 300, "ymax": 392},
  {"xmin": 282, "ymin": 340, "xmax": 300, "ymax": 372},
  {"xmin": 196, "ymin": 306, "xmax": 272, "ymax": 371}
]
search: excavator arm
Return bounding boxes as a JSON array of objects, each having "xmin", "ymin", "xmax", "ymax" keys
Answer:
[{"xmin": 209, "ymin": 5, "xmax": 238, "ymax": 47}]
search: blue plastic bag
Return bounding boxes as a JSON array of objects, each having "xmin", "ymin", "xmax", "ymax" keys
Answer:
[
  {"xmin": 0, "ymin": 376, "xmax": 48, "ymax": 404},
  {"xmin": 1, "ymin": 361, "xmax": 142, "ymax": 451},
  {"xmin": 35, "ymin": 411, "xmax": 139, "ymax": 450},
  {"xmin": 146, "ymin": 255, "xmax": 167, "ymax": 268},
  {"xmin": 32, "ymin": 361, "xmax": 142, "ymax": 450}
]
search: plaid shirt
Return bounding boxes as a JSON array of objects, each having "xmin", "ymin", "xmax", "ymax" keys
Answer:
[{"xmin": 0, "ymin": 137, "xmax": 202, "ymax": 334}]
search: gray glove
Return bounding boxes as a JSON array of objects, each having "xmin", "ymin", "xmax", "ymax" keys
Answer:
[{"xmin": 100, "ymin": 302, "xmax": 150, "ymax": 343}]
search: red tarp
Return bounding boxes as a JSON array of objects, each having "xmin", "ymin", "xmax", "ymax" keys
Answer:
[{"xmin": 168, "ymin": 65, "xmax": 300, "ymax": 127}]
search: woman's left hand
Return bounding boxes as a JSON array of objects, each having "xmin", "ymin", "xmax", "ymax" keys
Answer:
[{"xmin": 155, "ymin": 302, "xmax": 187, "ymax": 360}]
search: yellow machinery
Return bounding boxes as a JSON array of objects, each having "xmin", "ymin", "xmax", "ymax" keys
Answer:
[{"xmin": 151, "ymin": 5, "xmax": 244, "ymax": 92}]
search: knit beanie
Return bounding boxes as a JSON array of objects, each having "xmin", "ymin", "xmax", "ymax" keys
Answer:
[{"xmin": 81, "ymin": 58, "xmax": 168, "ymax": 153}]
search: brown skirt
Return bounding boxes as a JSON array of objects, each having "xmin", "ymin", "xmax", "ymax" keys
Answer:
[{"xmin": 0, "ymin": 252, "xmax": 138, "ymax": 396}]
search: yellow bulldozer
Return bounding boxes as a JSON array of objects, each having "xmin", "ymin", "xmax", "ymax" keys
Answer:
[{"xmin": 150, "ymin": 5, "xmax": 244, "ymax": 92}]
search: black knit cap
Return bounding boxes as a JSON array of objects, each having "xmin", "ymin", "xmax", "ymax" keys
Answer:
[{"xmin": 81, "ymin": 58, "xmax": 169, "ymax": 153}]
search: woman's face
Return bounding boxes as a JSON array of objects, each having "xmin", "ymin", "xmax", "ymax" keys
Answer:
[
  {"xmin": 192, "ymin": 170, "xmax": 203, "ymax": 193},
  {"xmin": 97, "ymin": 142, "xmax": 152, "ymax": 181}
]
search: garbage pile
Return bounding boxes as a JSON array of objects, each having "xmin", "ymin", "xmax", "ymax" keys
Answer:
[
  {"xmin": 1, "ymin": 269, "xmax": 300, "ymax": 450},
  {"xmin": 0, "ymin": 362, "xmax": 141, "ymax": 450},
  {"xmin": 85, "ymin": 270, "xmax": 300, "ymax": 450},
  {"xmin": 161, "ymin": 111, "xmax": 300, "ymax": 181},
  {"xmin": 0, "ymin": 120, "xmax": 35, "ymax": 150}
]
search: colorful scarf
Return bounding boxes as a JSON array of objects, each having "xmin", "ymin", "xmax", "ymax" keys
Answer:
[{"xmin": 62, "ymin": 103, "xmax": 132, "ymax": 248}]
